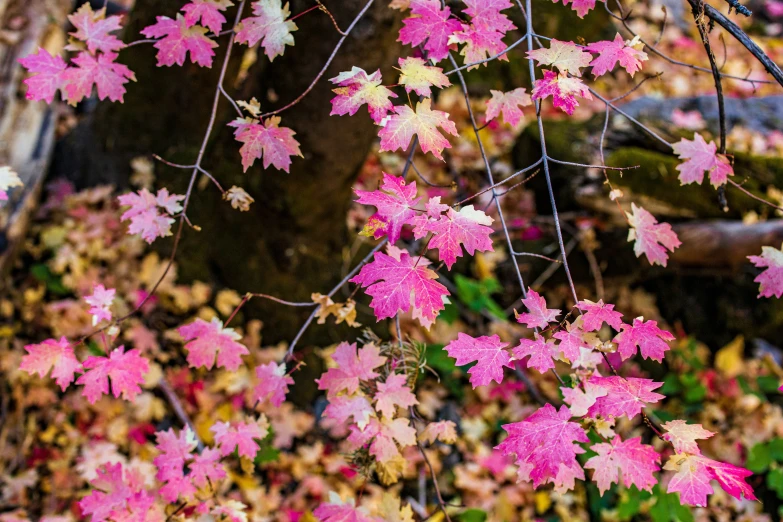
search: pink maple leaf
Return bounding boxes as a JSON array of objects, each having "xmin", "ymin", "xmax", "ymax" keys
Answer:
[
  {"xmin": 350, "ymin": 246, "xmax": 449, "ymax": 329},
  {"xmin": 661, "ymin": 420, "xmax": 715, "ymax": 455},
  {"xmin": 553, "ymin": 323, "xmax": 589, "ymax": 361},
  {"xmin": 159, "ymin": 470, "xmax": 197, "ymax": 503},
  {"xmin": 178, "ymin": 317, "xmax": 249, "ymax": 371},
  {"xmin": 585, "ymin": 436, "xmax": 660, "ymax": 494},
  {"xmin": 614, "ymin": 318, "xmax": 674, "ymax": 362},
  {"xmin": 586, "ymin": 33, "xmax": 648, "ymax": 77},
  {"xmin": 211, "ymin": 419, "xmax": 266, "ymax": 458},
  {"xmin": 444, "ymin": 333, "xmax": 511, "ymax": 388},
  {"xmin": 576, "ymin": 299, "xmax": 623, "ymax": 332},
  {"xmin": 62, "ymin": 51, "xmax": 136, "ymax": 104},
  {"xmin": 154, "ymin": 428, "xmax": 198, "ymax": 499},
  {"xmin": 517, "ymin": 289, "xmax": 561, "ymax": 329},
  {"xmin": 450, "ymin": 23, "xmax": 509, "ymax": 69},
  {"xmin": 140, "ymin": 15, "xmax": 218, "ymax": 67},
  {"xmin": 235, "ymin": 0, "xmax": 298, "ymax": 61},
  {"xmin": 374, "ymin": 373, "xmax": 418, "ymax": 418},
  {"xmin": 85, "ymin": 284, "xmax": 115, "ymax": 325},
  {"xmin": 672, "ymin": 133, "xmax": 733, "ymax": 187},
  {"xmin": 561, "ymin": 381, "xmax": 607, "ymax": 416},
  {"xmin": 626, "ymin": 203, "xmax": 681, "ymax": 267},
  {"xmin": 496, "ymin": 404, "xmax": 589, "ymax": 492},
  {"xmin": 322, "ymin": 394, "xmax": 375, "ymax": 429},
  {"xmin": 412, "ymin": 205, "xmax": 494, "ymax": 269},
  {"xmin": 462, "ymin": 0, "xmax": 515, "ymax": 33},
  {"xmin": 420, "ymin": 420, "xmax": 458, "ymax": 444},
  {"xmin": 118, "ymin": 188, "xmax": 184, "ymax": 243},
  {"xmin": 79, "ymin": 463, "xmax": 133, "ymax": 521},
  {"xmin": 76, "ymin": 346, "xmax": 149, "ymax": 404},
  {"xmin": 378, "ymin": 99, "xmax": 458, "ymax": 161},
  {"xmin": 527, "ymin": 39, "xmax": 593, "ymax": 76},
  {"xmin": 748, "ymin": 243, "xmax": 783, "ymax": 298},
  {"xmin": 314, "ymin": 492, "xmax": 382, "ymax": 522},
  {"xmin": 182, "ymin": 0, "xmax": 234, "ymax": 35},
  {"xmin": 672, "ymin": 108, "xmax": 706, "ymax": 130},
  {"xmin": 228, "ymin": 116, "xmax": 302, "ymax": 172},
  {"xmin": 315, "ymin": 342, "xmax": 387, "ymax": 397},
  {"xmin": 254, "ymin": 361, "xmax": 294, "ymax": 407},
  {"xmin": 20, "ymin": 337, "xmax": 82, "ymax": 391},
  {"xmin": 18, "ymin": 48, "xmax": 69, "ymax": 103},
  {"xmin": 665, "ymin": 454, "xmax": 756, "ymax": 506},
  {"xmin": 531, "ymin": 70, "xmax": 592, "ymax": 115},
  {"xmin": 514, "ymin": 334, "xmax": 559, "ymax": 373},
  {"xmin": 398, "ymin": 0, "xmax": 462, "ymax": 62},
  {"xmin": 329, "ymin": 67, "xmax": 397, "ymax": 124},
  {"xmin": 67, "ymin": 3, "xmax": 125, "ymax": 54},
  {"xmin": 347, "ymin": 417, "xmax": 416, "ymax": 463},
  {"xmin": 190, "ymin": 448, "xmax": 227, "ymax": 487},
  {"xmin": 355, "ymin": 173, "xmax": 421, "ymax": 244},
  {"xmin": 154, "ymin": 428, "xmax": 197, "ymax": 474},
  {"xmin": 571, "ymin": 346, "xmax": 604, "ymax": 369},
  {"xmin": 398, "ymin": 57, "xmax": 451, "ymax": 97},
  {"xmin": 587, "ymin": 376, "xmax": 664, "ymax": 420},
  {"xmin": 485, "ymin": 88, "xmax": 531, "ymax": 127},
  {"xmin": 552, "ymin": 0, "xmax": 604, "ymax": 18}
]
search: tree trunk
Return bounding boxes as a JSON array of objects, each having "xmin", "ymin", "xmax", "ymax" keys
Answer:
[{"xmin": 52, "ymin": 0, "xmax": 402, "ymax": 342}]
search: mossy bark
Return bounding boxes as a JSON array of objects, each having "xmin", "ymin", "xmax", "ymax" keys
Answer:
[
  {"xmin": 607, "ymin": 148, "xmax": 783, "ymax": 219},
  {"xmin": 52, "ymin": 0, "xmax": 402, "ymax": 342}
]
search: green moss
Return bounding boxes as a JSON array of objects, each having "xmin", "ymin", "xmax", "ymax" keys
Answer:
[{"xmin": 607, "ymin": 147, "xmax": 783, "ymax": 219}]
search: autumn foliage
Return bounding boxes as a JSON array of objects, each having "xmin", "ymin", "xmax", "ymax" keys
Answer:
[{"xmin": 5, "ymin": 0, "xmax": 783, "ymax": 521}]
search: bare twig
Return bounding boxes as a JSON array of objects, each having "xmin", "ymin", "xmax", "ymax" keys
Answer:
[{"xmin": 259, "ymin": 0, "xmax": 375, "ymax": 118}]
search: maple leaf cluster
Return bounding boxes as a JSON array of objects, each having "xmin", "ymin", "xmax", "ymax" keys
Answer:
[
  {"xmin": 527, "ymin": 36, "xmax": 648, "ymax": 115},
  {"xmin": 317, "ymin": 341, "xmax": 420, "ymax": 482},
  {"xmin": 117, "ymin": 188, "xmax": 185, "ymax": 244},
  {"xmin": 351, "ymin": 173, "xmax": 496, "ymax": 328},
  {"xmin": 439, "ymin": 290, "xmax": 756, "ymax": 505},
  {"xmin": 20, "ymin": 3, "xmax": 135, "ymax": 104}
]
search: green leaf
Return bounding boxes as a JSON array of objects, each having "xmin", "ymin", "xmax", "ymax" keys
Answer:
[
  {"xmin": 659, "ymin": 373, "xmax": 683, "ymax": 395},
  {"xmin": 652, "ymin": 409, "xmax": 676, "ymax": 423},
  {"xmin": 679, "ymin": 374, "xmax": 706, "ymax": 403},
  {"xmin": 757, "ymin": 375, "xmax": 781, "ymax": 394},
  {"xmin": 768, "ymin": 438, "xmax": 783, "ymax": 461},
  {"xmin": 454, "ymin": 275, "xmax": 506, "ymax": 320},
  {"xmin": 457, "ymin": 509, "xmax": 487, "ymax": 522},
  {"xmin": 30, "ymin": 263, "xmax": 70, "ymax": 296},
  {"xmin": 86, "ymin": 340, "xmax": 106, "ymax": 357},
  {"xmin": 425, "ymin": 344, "xmax": 457, "ymax": 374},
  {"xmin": 423, "ymin": 344, "xmax": 463, "ymax": 399},
  {"xmin": 746, "ymin": 443, "xmax": 771, "ymax": 474},
  {"xmin": 650, "ymin": 486, "xmax": 694, "ymax": 522},
  {"xmin": 439, "ymin": 302, "xmax": 459, "ymax": 324},
  {"xmin": 616, "ymin": 486, "xmax": 650, "ymax": 520},
  {"xmin": 768, "ymin": 468, "xmax": 783, "ymax": 499},
  {"xmin": 254, "ymin": 428, "xmax": 279, "ymax": 465}
]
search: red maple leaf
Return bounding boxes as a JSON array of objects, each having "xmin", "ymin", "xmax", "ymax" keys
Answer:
[
  {"xmin": 350, "ymin": 246, "xmax": 449, "ymax": 329},
  {"xmin": 587, "ymin": 376, "xmax": 664, "ymax": 420},
  {"xmin": 444, "ymin": 333, "xmax": 511, "ymax": 388},
  {"xmin": 76, "ymin": 346, "xmax": 149, "ymax": 404},
  {"xmin": 228, "ymin": 116, "xmax": 302, "ymax": 172},
  {"xmin": 586, "ymin": 33, "xmax": 648, "ymax": 77},
  {"xmin": 585, "ymin": 436, "xmax": 660, "ymax": 494},
  {"xmin": 398, "ymin": 0, "xmax": 462, "ymax": 62},
  {"xmin": 355, "ymin": 173, "xmax": 421, "ymax": 244},
  {"xmin": 141, "ymin": 15, "xmax": 218, "ymax": 67},
  {"xmin": 496, "ymin": 404, "xmax": 589, "ymax": 492},
  {"xmin": 614, "ymin": 318, "xmax": 674, "ymax": 362},
  {"xmin": 626, "ymin": 203, "xmax": 681, "ymax": 267}
]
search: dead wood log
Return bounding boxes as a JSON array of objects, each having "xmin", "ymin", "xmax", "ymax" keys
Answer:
[{"xmin": 0, "ymin": 0, "xmax": 71, "ymax": 276}]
